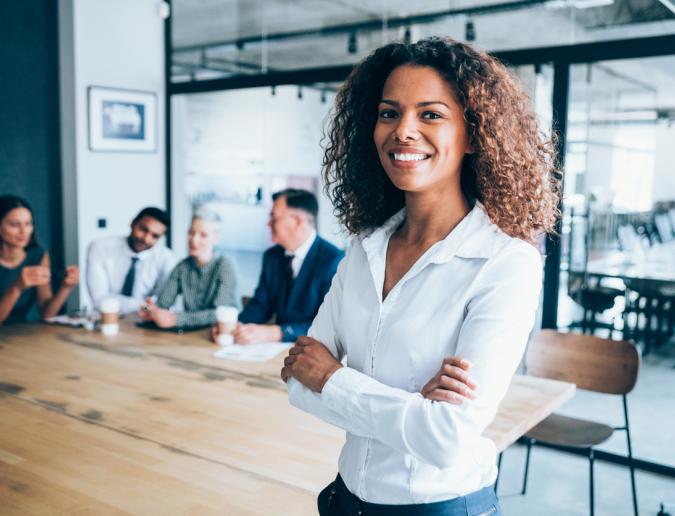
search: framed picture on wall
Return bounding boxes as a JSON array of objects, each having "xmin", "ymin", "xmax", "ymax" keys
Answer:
[{"xmin": 87, "ymin": 86, "xmax": 157, "ymax": 152}]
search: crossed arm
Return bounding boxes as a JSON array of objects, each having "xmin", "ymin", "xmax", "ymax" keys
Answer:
[{"xmin": 281, "ymin": 337, "xmax": 476, "ymax": 404}]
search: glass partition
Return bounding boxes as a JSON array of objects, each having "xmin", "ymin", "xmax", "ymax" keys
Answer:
[{"xmin": 557, "ymin": 56, "xmax": 675, "ymax": 468}]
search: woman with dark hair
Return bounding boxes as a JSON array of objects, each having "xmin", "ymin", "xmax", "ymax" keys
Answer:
[
  {"xmin": 281, "ymin": 37, "xmax": 560, "ymax": 515},
  {"xmin": 0, "ymin": 195, "xmax": 79, "ymax": 324}
]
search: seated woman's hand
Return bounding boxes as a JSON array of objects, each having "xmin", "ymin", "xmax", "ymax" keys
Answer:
[
  {"xmin": 137, "ymin": 298, "xmax": 154, "ymax": 321},
  {"xmin": 421, "ymin": 357, "xmax": 478, "ymax": 404},
  {"xmin": 280, "ymin": 336, "xmax": 342, "ymax": 393},
  {"xmin": 15, "ymin": 265, "xmax": 51, "ymax": 290},
  {"xmin": 150, "ymin": 307, "xmax": 177, "ymax": 328},
  {"xmin": 62, "ymin": 265, "xmax": 79, "ymax": 287}
]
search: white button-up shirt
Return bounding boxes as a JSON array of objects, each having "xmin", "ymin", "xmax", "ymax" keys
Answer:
[
  {"xmin": 86, "ymin": 236, "xmax": 176, "ymax": 314},
  {"xmin": 286, "ymin": 230, "xmax": 317, "ymax": 278},
  {"xmin": 288, "ymin": 203, "xmax": 543, "ymax": 504}
]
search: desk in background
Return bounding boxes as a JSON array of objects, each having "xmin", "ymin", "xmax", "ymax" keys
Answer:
[{"xmin": 0, "ymin": 322, "xmax": 574, "ymax": 515}]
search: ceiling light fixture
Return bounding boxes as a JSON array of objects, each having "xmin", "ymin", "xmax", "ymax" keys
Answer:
[
  {"xmin": 321, "ymin": 90, "xmax": 327, "ymax": 104},
  {"xmin": 347, "ymin": 32, "xmax": 358, "ymax": 54},
  {"xmin": 465, "ymin": 20, "xmax": 475, "ymax": 41},
  {"xmin": 404, "ymin": 26, "xmax": 412, "ymax": 45},
  {"xmin": 297, "ymin": 86, "xmax": 303, "ymax": 100},
  {"xmin": 545, "ymin": 0, "xmax": 614, "ymax": 9},
  {"xmin": 271, "ymin": 85, "xmax": 276, "ymax": 96}
]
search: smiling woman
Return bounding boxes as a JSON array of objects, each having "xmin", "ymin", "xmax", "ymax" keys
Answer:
[
  {"xmin": 282, "ymin": 37, "xmax": 561, "ymax": 515},
  {"xmin": 323, "ymin": 37, "xmax": 560, "ymax": 243},
  {"xmin": 0, "ymin": 195, "xmax": 79, "ymax": 324}
]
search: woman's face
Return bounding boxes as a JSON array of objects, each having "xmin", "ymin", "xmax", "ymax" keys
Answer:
[
  {"xmin": 187, "ymin": 218, "xmax": 218, "ymax": 259},
  {"xmin": 0, "ymin": 207, "xmax": 34, "ymax": 249},
  {"xmin": 374, "ymin": 64, "xmax": 472, "ymax": 195}
]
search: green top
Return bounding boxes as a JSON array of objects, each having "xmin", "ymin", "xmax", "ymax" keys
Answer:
[{"xmin": 156, "ymin": 255, "xmax": 240, "ymax": 328}]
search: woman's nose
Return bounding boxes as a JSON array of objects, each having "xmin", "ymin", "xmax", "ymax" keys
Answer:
[{"xmin": 393, "ymin": 113, "xmax": 420, "ymax": 142}]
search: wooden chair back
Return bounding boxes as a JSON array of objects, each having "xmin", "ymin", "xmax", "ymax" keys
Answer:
[{"xmin": 525, "ymin": 330, "xmax": 640, "ymax": 395}]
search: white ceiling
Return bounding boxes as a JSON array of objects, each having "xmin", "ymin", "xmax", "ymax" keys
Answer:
[{"xmin": 170, "ymin": 0, "xmax": 675, "ymax": 113}]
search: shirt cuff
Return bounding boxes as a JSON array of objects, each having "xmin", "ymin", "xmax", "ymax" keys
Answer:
[{"xmin": 320, "ymin": 366, "xmax": 371, "ymax": 413}]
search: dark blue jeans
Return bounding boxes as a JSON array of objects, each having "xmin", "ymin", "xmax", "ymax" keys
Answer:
[{"xmin": 318, "ymin": 474, "xmax": 502, "ymax": 516}]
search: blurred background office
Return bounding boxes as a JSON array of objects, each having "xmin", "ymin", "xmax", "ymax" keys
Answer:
[{"xmin": 1, "ymin": 1, "xmax": 674, "ymax": 513}]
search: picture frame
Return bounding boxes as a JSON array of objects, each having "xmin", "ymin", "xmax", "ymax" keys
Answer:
[{"xmin": 87, "ymin": 86, "xmax": 157, "ymax": 152}]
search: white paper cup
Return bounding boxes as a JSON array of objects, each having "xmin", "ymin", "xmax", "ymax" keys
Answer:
[
  {"xmin": 216, "ymin": 306, "xmax": 238, "ymax": 345},
  {"xmin": 217, "ymin": 333, "xmax": 234, "ymax": 346},
  {"xmin": 100, "ymin": 297, "xmax": 120, "ymax": 336}
]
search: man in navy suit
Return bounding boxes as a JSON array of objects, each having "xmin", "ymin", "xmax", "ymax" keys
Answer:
[{"xmin": 213, "ymin": 189, "xmax": 343, "ymax": 344}]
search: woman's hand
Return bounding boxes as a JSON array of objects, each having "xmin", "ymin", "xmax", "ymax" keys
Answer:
[
  {"xmin": 15, "ymin": 266, "xmax": 51, "ymax": 290},
  {"xmin": 280, "ymin": 336, "xmax": 342, "ymax": 393},
  {"xmin": 150, "ymin": 307, "xmax": 177, "ymax": 328},
  {"xmin": 421, "ymin": 357, "xmax": 478, "ymax": 404},
  {"xmin": 62, "ymin": 265, "xmax": 79, "ymax": 288},
  {"xmin": 137, "ymin": 298, "xmax": 154, "ymax": 321}
]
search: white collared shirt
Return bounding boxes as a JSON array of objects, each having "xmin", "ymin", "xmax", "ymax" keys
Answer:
[
  {"xmin": 86, "ymin": 236, "xmax": 176, "ymax": 314},
  {"xmin": 286, "ymin": 230, "xmax": 317, "ymax": 278},
  {"xmin": 287, "ymin": 203, "xmax": 543, "ymax": 504}
]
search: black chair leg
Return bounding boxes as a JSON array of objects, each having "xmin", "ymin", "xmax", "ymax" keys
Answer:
[
  {"xmin": 521, "ymin": 438, "xmax": 533, "ymax": 495},
  {"xmin": 495, "ymin": 452, "xmax": 503, "ymax": 494},
  {"xmin": 624, "ymin": 397, "xmax": 639, "ymax": 516},
  {"xmin": 589, "ymin": 448, "xmax": 595, "ymax": 516},
  {"xmin": 628, "ymin": 441, "xmax": 639, "ymax": 516}
]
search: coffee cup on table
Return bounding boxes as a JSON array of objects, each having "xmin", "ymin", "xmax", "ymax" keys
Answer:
[
  {"xmin": 216, "ymin": 306, "xmax": 239, "ymax": 346},
  {"xmin": 100, "ymin": 297, "xmax": 121, "ymax": 336}
]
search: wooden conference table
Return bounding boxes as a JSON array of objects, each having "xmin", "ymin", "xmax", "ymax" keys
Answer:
[{"xmin": 0, "ymin": 322, "xmax": 575, "ymax": 515}]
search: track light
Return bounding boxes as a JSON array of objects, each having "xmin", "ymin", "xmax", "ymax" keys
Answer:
[
  {"xmin": 347, "ymin": 32, "xmax": 358, "ymax": 54},
  {"xmin": 271, "ymin": 85, "xmax": 276, "ymax": 96},
  {"xmin": 404, "ymin": 26, "xmax": 412, "ymax": 45},
  {"xmin": 465, "ymin": 20, "xmax": 475, "ymax": 42},
  {"xmin": 321, "ymin": 90, "xmax": 327, "ymax": 104},
  {"xmin": 297, "ymin": 86, "xmax": 303, "ymax": 100}
]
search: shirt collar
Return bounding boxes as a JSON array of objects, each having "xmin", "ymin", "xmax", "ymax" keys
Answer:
[
  {"xmin": 361, "ymin": 202, "xmax": 503, "ymax": 266},
  {"xmin": 125, "ymin": 237, "xmax": 159, "ymax": 260},
  {"xmin": 286, "ymin": 230, "xmax": 316, "ymax": 260}
]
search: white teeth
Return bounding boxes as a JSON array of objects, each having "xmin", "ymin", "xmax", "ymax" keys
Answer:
[{"xmin": 393, "ymin": 153, "xmax": 427, "ymax": 161}]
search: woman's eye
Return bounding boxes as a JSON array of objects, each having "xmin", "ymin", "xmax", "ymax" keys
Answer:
[
  {"xmin": 422, "ymin": 111, "xmax": 442, "ymax": 120},
  {"xmin": 378, "ymin": 109, "xmax": 398, "ymax": 119}
]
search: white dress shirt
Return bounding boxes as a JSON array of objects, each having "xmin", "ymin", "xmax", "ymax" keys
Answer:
[
  {"xmin": 86, "ymin": 236, "xmax": 176, "ymax": 314},
  {"xmin": 286, "ymin": 229, "xmax": 317, "ymax": 278},
  {"xmin": 287, "ymin": 202, "xmax": 543, "ymax": 504}
]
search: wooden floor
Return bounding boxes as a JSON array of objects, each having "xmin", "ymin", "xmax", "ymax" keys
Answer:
[{"xmin": 0, "ymin": 321, "xmax": 574, "ymax": 515}]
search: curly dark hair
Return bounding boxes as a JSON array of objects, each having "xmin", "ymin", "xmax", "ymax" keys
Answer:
[{"xmin": 322, "ymin": 37, "xmax": 561, "ymax": 243}]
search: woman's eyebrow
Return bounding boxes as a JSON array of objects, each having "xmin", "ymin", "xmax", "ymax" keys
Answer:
[
  {"xmin": 417, "ymin": 101, "xmax": 449, "ymax": 108},
  {"xmin": 378, "ymin": 99, "xmax": 449, "ymax": 108}
]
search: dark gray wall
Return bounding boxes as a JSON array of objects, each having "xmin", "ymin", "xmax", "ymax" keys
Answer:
[{"xmin": 0, "ymin": 0, "xmax": 63, "ymax": 266}]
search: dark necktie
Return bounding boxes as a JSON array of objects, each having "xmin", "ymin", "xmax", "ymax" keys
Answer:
[
  {"xmin": 283, "ymin": 254, "xmax": 295, "ymax": 303},
  {"xmin": 121, "ymin": 257, "xmax": 139, "ymax": 296}
]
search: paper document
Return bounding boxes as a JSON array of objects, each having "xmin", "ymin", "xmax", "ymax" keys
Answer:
[
  {"xmin": 44, "ymin": 315, "xmax": 95, "ymax": 330},
  {"xmin": 212, "ymin": 342, "xmax": 291, "ymax": 362}
]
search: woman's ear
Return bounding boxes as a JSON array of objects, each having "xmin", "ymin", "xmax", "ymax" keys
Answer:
[{"xmin": 465, "ymin": 135, "xmax": 476, "ymax": 155}]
